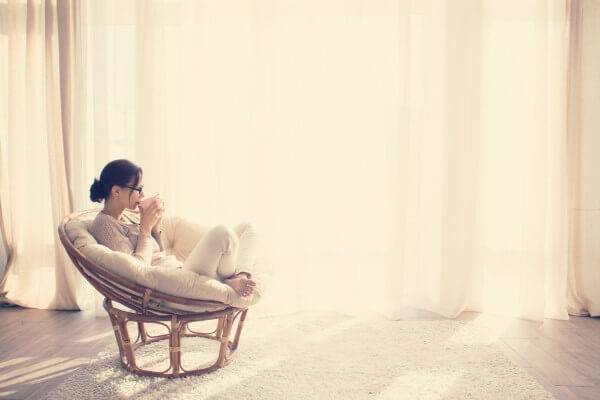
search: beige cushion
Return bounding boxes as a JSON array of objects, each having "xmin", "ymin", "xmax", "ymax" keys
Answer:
[{"xmin": 64, "ymin": 210, "xmax": 259, "ymax": 312}]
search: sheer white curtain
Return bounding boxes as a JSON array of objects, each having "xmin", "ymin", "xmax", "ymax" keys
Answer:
[
  {"xmin": 566, "ymin": 0, "xmax": 600, "ymax": 317},
  {"xmin": 78, "ymin": 0, "xmax": 570, "ymax": 321},
  {"xmin": 0, "ymin": 0, "xmax": 92, "ymax": 310},
  {"xmin": 1, "ymin": 0, "xmax": 571, "ymax": 321}
]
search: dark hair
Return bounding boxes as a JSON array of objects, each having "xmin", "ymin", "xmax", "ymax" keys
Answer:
[{"xmin": 90, "ymin": 159, "xmax": 143, "ymax": 203}]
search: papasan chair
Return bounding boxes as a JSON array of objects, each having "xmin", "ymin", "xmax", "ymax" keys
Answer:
[{"xmin": 58, "ymin": 208, "xmax": 261, "ymax": 378}]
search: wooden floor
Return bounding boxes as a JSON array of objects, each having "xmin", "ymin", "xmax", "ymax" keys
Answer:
[{"xmin": 0, "ymin": 306, "xmax": 599, "ymax": 400}]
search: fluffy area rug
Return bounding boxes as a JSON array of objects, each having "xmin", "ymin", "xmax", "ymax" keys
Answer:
[{"xmin": 41, "ymin": 310, "xmax": 554, "ymax": 400}]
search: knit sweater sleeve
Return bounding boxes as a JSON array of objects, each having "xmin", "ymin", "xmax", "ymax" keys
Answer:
[{"xmin": 91, "ymin": 214, "xmax": 154, "ymax": 265}]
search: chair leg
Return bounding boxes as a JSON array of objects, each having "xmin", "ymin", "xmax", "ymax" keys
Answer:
[
  {"xmin": 216, "ymin": 317, "xmax": 224, "ymax": 339},
  {"xmin": 138, "ymin": 322, "xmax": 148, "ymax": 344},
  {"xmin": 103, "ymin": 299, "xmax": 247, "ymax": 378},
  {"xmin": 231, "ymin": 309, "xmax": 248, "ymax": 351},
  {"xmin": 217, "ymin": 314, "xmax": 234, "ymax": 367},
  {"xmin": 170, "ymin": 315, "xmax": 182, "ymax": 376},
  {"xmin": 114, "ymin": 311, "xmax": 138, "ymax": 370},
  {"xmin": 108, "ymin": 311, "xmax": 126, "ymax": 362}
]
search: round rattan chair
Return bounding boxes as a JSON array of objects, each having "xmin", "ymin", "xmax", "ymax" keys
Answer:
[{"xmin": 58, "ymin": 209, "xmax": 250, "ymax": 378}]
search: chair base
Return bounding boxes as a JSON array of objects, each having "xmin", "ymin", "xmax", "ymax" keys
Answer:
[{"xmin": 103, "ymin": 298, "xmax": 248, "ymax": 378}]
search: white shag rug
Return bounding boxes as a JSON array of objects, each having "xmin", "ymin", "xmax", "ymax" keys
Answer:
[{"xmin": 41, "ymin": 311, "xmax": 555, "ymax": 400}]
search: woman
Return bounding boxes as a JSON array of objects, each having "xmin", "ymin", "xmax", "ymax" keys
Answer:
[{"xmin": 88, "ymin": 159, "xmax": 257, "ymax": 298}]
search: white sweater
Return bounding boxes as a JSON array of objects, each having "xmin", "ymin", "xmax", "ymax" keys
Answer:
[{"xmin": 89, "ymin": 211, "xmax": 181, "ymax": 269}]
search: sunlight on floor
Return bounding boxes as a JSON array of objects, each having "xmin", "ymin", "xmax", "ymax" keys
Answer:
[
  {"xmin": 444, "ymin": 313, "xmax": 518, "ymax": 346},
  {"xmin": 0, "ymin": 356, "xmax": 33, "ymax": 370},
  {"xmin": 0, "ymin": 357, "xmax": 89, "ymax": 390},
  {"xmin": 376, "ymin": 370, "xmax": 465, "ymax": 400},
  {"xmin": 29, "ymin": 311, "xmax": 561, "ymax": 399},
  {"xmin": 75, "ymin": 330, "xmax": 114, "ymax": 344},
  {"xmin": 125, "ymin": 351, "xmax": 287, "ymax": 400},
  {"xmin": 29, "ymin": 367, "xmax": 80, "ymax": 385},
  {"xmin": 124, "ymin": 313, "xmax": 371, "ymax": 399}
]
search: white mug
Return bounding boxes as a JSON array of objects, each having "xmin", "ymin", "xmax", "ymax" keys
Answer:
[{"xmin": 139, "ymin": 195, "xmax": 164, "ymax": 211}]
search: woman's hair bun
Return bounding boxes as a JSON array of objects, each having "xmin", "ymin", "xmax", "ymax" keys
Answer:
[
  {"xmin": 90, "ymin": 159, "xmax": 143, "ymax": 204},
  {"xmin": 90, "ymin": 178, "xmax": 106, "ymax": 203}
]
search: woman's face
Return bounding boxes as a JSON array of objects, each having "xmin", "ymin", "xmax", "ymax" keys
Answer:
[
  {"xmin": 109, "ymin": 175, "xmax": 145, "ymax": 210},
  {"xmin": 125, "ymin": 175, "xmax": 145, "ymax": 210}
]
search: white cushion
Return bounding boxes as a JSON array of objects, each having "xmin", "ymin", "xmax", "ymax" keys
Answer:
[{"xmin": 64, "ymin": 210, "xmax": 259, "ymax": 311}]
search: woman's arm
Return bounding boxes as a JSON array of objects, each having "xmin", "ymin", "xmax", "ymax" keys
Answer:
[
  {"xmin": 131, "ymin": 232, "xmax": 155, "ymax": 264},
  {"xmin": 152, "ymin": 230, "xmax": 165, "ymax": 252},
  {"xmin": 92, "ymin": 215, "xmax": 154, "ymax": 265}
]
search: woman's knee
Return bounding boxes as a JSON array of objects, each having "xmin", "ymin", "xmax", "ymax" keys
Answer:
[
  {"xmin": 234, "ymin": 222, "xmax": 257, "ymax": 238},
  {"xmin": 208, "ymin": 224, "xmax": 239, "ymax": 252}
]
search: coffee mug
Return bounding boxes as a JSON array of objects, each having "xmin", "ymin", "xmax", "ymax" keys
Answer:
[{"xmin": 139, "ymin": 195, "xmax": 164, "ymax": 211}]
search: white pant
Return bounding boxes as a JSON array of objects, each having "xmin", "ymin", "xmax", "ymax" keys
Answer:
[{"xmin": 182, "ymin": 222, "xmax": 259, "ymax": 281}]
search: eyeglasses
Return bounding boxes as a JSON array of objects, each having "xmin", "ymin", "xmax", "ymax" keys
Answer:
[{"xmin": 126, "ymin": 185, "xmax": 144, "ymax": 195}]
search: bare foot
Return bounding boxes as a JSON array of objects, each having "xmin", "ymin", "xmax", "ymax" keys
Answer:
[{"xmin": 224, "ymin": 275, "xmax": 256, "ymax": 297}]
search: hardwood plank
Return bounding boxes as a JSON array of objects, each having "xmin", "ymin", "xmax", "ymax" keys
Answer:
[
  {"xmin": 548, "ymin": 350, "xmax": 600, "ymax": 387},
  {"xmin": 498, "ymin": 319, "xmax": 544, "ymax": 339},
  {"xmin": 541, "ymin": 318, "xmax": 600, "ymax": 355},
  {"xmin": 0, "ymin": 308, "xmax": 115, "ymax": 400},
  {"xmin": 495, "ymin": 340, "xmax": 532, "ymax": 368},
  {"xmin": 503, "ymin": 337, "xmax": 596, "ymax": 387},
  {"xmin": 562, "ymin": 385, "xmax": 600, "ymax": 400},
  {"xmin": 566, "ymin": 316, "xmax": 600, "ymax": 352}
]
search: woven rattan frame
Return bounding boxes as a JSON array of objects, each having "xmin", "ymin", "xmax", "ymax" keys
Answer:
[{"xmin": 58, "ymin": 209, "xmax": 249, "ymax": 378}]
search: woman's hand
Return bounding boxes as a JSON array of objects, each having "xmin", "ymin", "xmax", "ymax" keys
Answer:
[
  {"xmin": 151, "ymin": 213, "xmax": 163, "ymax": 235},
  {"xmin": 139, "ymin": 200, "xmax": 162, "ymax": 236},
  {"xmin": 151, "ymin": 198, "xmax": 166, "ymax": 235}
]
